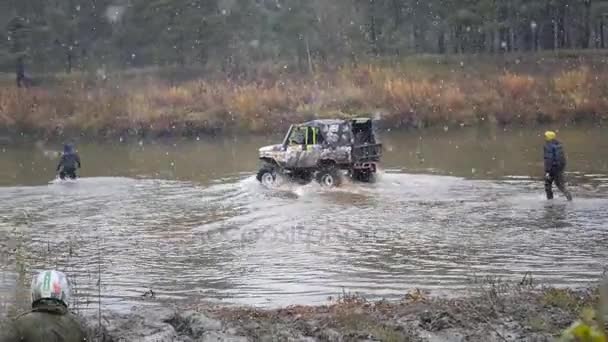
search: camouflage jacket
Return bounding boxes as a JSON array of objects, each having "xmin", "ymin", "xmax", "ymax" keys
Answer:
[{"xmin": 0, "ymin": 300, "xmax": 87, "ymax": 342}]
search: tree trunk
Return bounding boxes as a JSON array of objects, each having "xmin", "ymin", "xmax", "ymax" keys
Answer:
[
  {"xmin": 593, "ymin": 22, "xmax": 598, "ymax": 48},
  {"xmin": 305, "ymin": 36, "xmax": 314, "ymax": 74},
  {"xmin": 583, "ymin": 0, "xmax": 592, "ymax": 48},
  {"xmin": 409, "ymin": 22, "xmax": 416, "ymax": 52},
  {"xmin": 413, "ymin": 23, "xmax": 421, "ymax": 53},
  {"xmin": 536, "ymin": 24, "xmax": 541, "ymax": 51},
  {"xmin": 392, "ymin": 0, "xmax": 401, "ymax": 30},
  {"xmin": 455, "ymin": 26, "xmax": 462, "ymax": 53},
  {"xmin": 66, "ymin": 51, "xmax": 73, "ymax": 73},
  {"xmin": 494, "ymin": 27, "xmax": 501, "ymax": 52},
  {"xmin": 601, "ymin": 18, "xmax": 605, "ymax": 49},
  {"xmin": 197, "ymin": 26, "xmax": 209, "ymax": 66},
  {"xmin": 553, "ymin": 8, "xmax": 559, "ymax": 49},
  {"xmin": 177, "ymin": 32, "xmax": 185, "ymax": 66},
  {"xmin": 539, "ymin": 2, "xmax": 553, "ymax": 50},
  {"xmin": 438, "ymin": 28, "xmax": 446, "ymax": 54},
  {"xmin": 15, "ymin": 55, "xmax": 25, "ymax": 88},
  {"xmin": 508, "ymin": 3, "xmax": 515, "ymax": 51},
  {"xmin": 559, "ymin": 2, "xmax": 567, "ymax": 48},
  {"xmin": 369, "ymin": 0, "xmax": 378, "ymax": 55},
  {"xmin": 350, "ymin": 52, "xmax": 358, "ymax": 68},
  {"xmin": 509, "ymin": 27, "xmax": 516, "ymax": 52},
  {"xmin": 452, "ymin": 28, "xmax": 459, "ymax": 54},
  {"xmin": 488, "ymin": 28, "xmax": 497, "ymax": 53},
  {"xmin": 485, "ymin": 30, "xmax": 491, "ymax": 53}
]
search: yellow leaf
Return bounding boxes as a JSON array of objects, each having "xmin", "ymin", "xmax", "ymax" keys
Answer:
[{"xmin": 571, "ymin": 322, "xmax": 592, "ymax": 338}]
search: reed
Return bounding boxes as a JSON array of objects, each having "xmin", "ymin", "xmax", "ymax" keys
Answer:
[{"xmin": 1, "ymin": 62, "xmax": 606, "ymax": 138}]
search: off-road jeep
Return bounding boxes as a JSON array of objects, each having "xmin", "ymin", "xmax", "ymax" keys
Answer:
[{"xmin": 256, "ymin": 118, "xmax": 382, "ymax": 187}]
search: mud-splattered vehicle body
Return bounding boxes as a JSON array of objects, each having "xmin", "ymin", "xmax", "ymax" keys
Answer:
[{"xmin": 256, "ymin": 118, "xmax": 382, "ymax": 187}]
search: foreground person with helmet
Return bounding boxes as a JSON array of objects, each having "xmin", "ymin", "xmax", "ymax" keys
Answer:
[
  {"xmin": 543, "ymin": 131, "xmax": 573, "ymax": 201},
  {"xmin": 0, "ymin": 270, "xmax": 87, "ymax": 342}
]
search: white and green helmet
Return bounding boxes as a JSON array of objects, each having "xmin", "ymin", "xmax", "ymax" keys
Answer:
[{"xmin": 30, "ymin": 270, "xmax": 71, "ymax": 307}]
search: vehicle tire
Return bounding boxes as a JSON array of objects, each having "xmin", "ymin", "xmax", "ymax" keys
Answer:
[
  {"xmin": 316, "ymin": 167, "xmax": 342, "ymax": 187},
  {"xmin": 353, "ymin": 170, "xmax": 375, "ymax": 183},
  {"xmin": 256, "ymin": 166, "xmax": 277, "ymax": 187}
]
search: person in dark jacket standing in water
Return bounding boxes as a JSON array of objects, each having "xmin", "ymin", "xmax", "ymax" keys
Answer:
[
  {"xmin": 0, "ymin": 270, "xmax": 87, "ymax": 342},
  {"xmin": 544, "ymin": 131, "xmax": 572, "ymax": 201},
  {"xmin": 56, "ymin": 143, "xmax": 81, "ymax": 180}
]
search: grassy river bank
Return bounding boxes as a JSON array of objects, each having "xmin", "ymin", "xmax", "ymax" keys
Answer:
[{"xmin": 1, "ymin": 52, "xmax": 608, "ymax": 140}]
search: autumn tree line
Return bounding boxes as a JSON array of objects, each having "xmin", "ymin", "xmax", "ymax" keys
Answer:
[{"xmin": 2, "ymin": 0, "xmax": 608, "ymax": 79}]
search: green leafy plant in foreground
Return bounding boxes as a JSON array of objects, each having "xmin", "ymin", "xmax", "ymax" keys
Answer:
[
  {"xmin": 560, "ymin": 282, "xmax": 608, "ymax": 342},
  {"xmin": 560, "ymin": 309, "xmax": 606, "ymax": 342}
]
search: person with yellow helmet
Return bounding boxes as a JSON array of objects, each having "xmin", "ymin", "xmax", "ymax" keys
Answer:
[{"xmin": 543, "ymin": 131, "xmax": 572, "ymax": 201}]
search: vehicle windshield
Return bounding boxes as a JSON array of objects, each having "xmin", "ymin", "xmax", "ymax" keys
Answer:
[{"xmin": 288, "ymin": 126, "xmax": 307, "ymax": 145}]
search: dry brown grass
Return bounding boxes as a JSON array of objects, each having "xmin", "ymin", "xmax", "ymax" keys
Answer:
[{"xmin": 1, "ymin": 62, "xmax": 607, "ymax": 137}]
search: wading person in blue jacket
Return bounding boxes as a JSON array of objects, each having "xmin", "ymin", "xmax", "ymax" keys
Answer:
[
  {"xmin": 56, "ymin": 143, "xmax": 81, "ymax": 180},
  {"xmin": 544, "ymin": 131, "xmax": 572, "ymax": 201}
]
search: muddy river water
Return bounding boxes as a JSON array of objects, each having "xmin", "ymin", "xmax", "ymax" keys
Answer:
[{"xmin": 0, "ymin": 125, "xmax": 607, "ymax": 317}]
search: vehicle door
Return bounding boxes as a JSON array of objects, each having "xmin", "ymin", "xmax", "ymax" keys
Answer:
[
  {"xmin": 295, "ymin": 126, "xmax": 322, "ymax": 168},
  {"xmin": 283, "ymin": 126, "xmax": 306, "ymax": 167}
]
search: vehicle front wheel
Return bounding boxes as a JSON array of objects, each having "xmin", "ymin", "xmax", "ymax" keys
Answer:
[
  {"xmin": 316, "ymin": 167, "xmax": 342, "ymax": 187},
  {"xmin": 256, "ymin": 166, "xmax": 277, "ymax": 187}
]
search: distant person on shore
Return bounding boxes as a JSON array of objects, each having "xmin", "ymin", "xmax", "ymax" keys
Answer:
[
  {"xmin": 56, "ymin": 143, "xmax": 81, "ymax": 180},
  {"xmin": 544, "ymin": 131, "xmax": 572, "ymax": 201},
  {"xmin": 16, "ymin": 56, "xmax": 26, "ymax": 88},
  {"xmin": 0, "ymin": 270, "xmax": 87, "ymax": 342}
]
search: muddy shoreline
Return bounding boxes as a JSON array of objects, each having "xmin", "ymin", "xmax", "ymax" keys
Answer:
[{"xmin": 86, "ymin": 283, "xmax": 601, "ymax": 342}]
